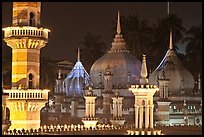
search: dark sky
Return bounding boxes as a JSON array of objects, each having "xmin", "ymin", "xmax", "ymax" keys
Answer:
[{"xmin": 2, "ymin": 2, "xmax": 202, "ymax": 63}]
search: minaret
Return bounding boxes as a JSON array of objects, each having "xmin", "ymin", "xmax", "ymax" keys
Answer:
[
  {"xmin": 55, "ymin": 70, "xmax": 63, "ymax": 94},
  {"xmin": 128, "ymin": 54, "xmax": 161, "ymax": 135},
  {"xmin": 71, "ymin": 91, "xmax": 79, "ymax": 117},
  {"xmin": 157, "ymin": 71, "xmax": 170, "ymax": 99},
  {"xmin": 3, "ymin": 2, "xmax": 50, "ymax": 130},
  {"xmin": 198, "ymin": 73, "xmax": 201, "ymax": 92},
  {"xmin": 82, "ymin": 85, "xmax": 98, "ymax": 128},
  {"xmin": 156, "ymin": 70, "xmax": 171, "ymax": 126},
  {"xmin": 54, "ymin": 70, "xmax": 64, "ymax": 113},
  {"xmin": 102, "ymin": 65, "xmax": 114, "ymax": 115},
  {"xmin": 110, "ymin": 88, "xmax": 126, "ymax": 126}
]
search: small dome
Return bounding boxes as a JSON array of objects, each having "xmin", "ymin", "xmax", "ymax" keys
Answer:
[
  {"xmin": 149, "ymin": 49, "xmax": 195, "ymax": 94},
  {"xmin": 63, "ymin": 49, "xmax": 90, "ymax": 97},
  {"xmin": 90, "ymin": 12, "xmax": 141, "ymax": 88}
]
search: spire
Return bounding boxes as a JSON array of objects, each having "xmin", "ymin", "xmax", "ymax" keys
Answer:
[
  {"xmin": 169, "ymin": 29, "xmax": 173, "ymax": 50},
  {"xmin": 167, "ymin": 2, "xmax": 170, "ymax": 16},
  {"xmin": 77, "ymin": 47, "xmax": 80, "ymax": 62},
  {"xmin": 115, "ymin": 87, "xmax": 119, "ymax": 97},
  {"xmin": 117, "ymin": 11, "xmax": 121, "ymax": 34},
  {"xmin": 167, "ymin": 2, "xmax": 173, "ymax": 50},
  {"xmin": 58, "ymin": 69, "xmax": 61, "ymax": 79},
  {"xmin": 141, "ymin": 54, "xmax": 148, "ymax": 78},
  {"xmin": 140, "ymin": 54, "xmax": 148, "ymax": 84}
]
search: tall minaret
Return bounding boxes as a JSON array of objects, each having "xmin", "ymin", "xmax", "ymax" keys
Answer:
[
  {"xmin": 3, "ymin": 2, "xmax": 50, "ymax": 130},
  {"xmin": 3, "ymin": 2, "xmax": 50, "ymax": 89}
]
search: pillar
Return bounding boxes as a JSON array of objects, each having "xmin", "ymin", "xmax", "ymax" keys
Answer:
[
  {"xmin": 85, "ymin": 103, "xmax": 89, "ymax": 117},
  {"xmin": 145, "ymin": 105, "xmax": 149, "ymax": 129},
  {"xmin": 3, "ymin": 105, "xmax": 7, "ymax": 120},
  {"xmin": 150, "ymin": 105, "xmax": 154, "ymax": 129},
  {"xmin": 92, "ymin": 102, "xmax": 95, "ymax": 117},
  {"xmin": 139, "ymin": 106, "xmax": 143, "ymax": 129},
  {"xmin": 135, "ymin": 106, "xmax": 139, "ymax": 129}
]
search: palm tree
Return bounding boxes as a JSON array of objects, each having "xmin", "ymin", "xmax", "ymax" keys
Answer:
[
  {"xmin": 40, "ymin": 56, "xmax": 57, "ymax": 96},
  {"xmin": 79, "ymin": 32, "xmax": 106, "ymax": 71},
  {"xmin": 182, "ymin": 25, "xmax": 202, "ymax": 77}
]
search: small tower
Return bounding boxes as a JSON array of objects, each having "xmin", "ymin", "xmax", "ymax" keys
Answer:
[
  {"xmin": 102, "ymin": 65, "xmax": 114, "ymax": 115},
  {"xmin": 2, "ymin": 2, "xmax": 50, "ymax": 130},
  {"xmin": 103, "ymin": 65, "xmax": 113, "ymax": 92},
  {"xmin": 54, "ymin": 70, "xmax": 65, "ymax": 113},
  {"xmin": 82, "ymin": 85, "xmax": 98, "ymax": 128},
  {"xmin": 156, "ymin": 70, "xmax": 171, "ymax": 126},
  {"xmin": 128, "ymin": 54, "xmax": 161, "ymax": 135},
  {"xmin": 110, "ymin": 88, "xmax": 126, "ymax": 126},
  {"xmin": 2, "ymin": 92, "xmax": 11, "ymax": 132},
  {"xmin": 71, "ymin": 91, "xmax": 79, "ymax": 117},
  {"xmin": 198, "ymin": 73, "xmax": 201, "ymax": 93}
]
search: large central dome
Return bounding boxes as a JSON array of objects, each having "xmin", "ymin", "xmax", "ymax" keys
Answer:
[{"xmin": 90, "ymin": 12, "xmax": 141, "ymax": 88}]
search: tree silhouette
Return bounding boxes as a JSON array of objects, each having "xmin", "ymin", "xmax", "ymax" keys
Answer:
[
  {"xmin": 182, "ymin": 25, "xmax": 202, "ymax": 77},
  {"xmin": 79, "ymin": 32, "xmax": 106, "ymax": 71}
]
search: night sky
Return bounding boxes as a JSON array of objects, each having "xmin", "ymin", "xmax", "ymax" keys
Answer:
[{"xmin": 2, "ymin": 2, "xmax": 202, "ymax": 63}]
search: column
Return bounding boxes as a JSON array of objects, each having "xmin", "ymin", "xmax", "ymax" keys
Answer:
[
  {"xmin": 160, "ymin": 88, "xmax": 162, "ymax": 98},
  {"xmin": 165, "ymin": 86, "xmax": 169, "ymax": 98},
  {"xmin": 163, "ymin": 86, "xmax": 166, "ymax": 98},
  {"xmin": 119, "ymin": 102, "xmax": 122, "ymax": 117},
  {"xmin": 86, "ymin": 102, "xmax": 89, "ymax": 117},
  {"xmin": 90, "ymin": 102, "xmax": 92, "ymax": 117},
  {"xmin": 3, "ymin": 105, "xmax": 7, "ymax": 120},
  {"xmin": 150, "ymin": 105, "xmax": 154, "ymax": 129},
  {"xmin": 145, "ymin": 105, "xmax": 149, "ymax": 129},
  {"xmin": 135, "ymin": 106, "xmax": 139, "ymax": 129},
  {"xmin": 113, "ymin": 101, "xmax": 116, "ymax": 117},
  {"xmin": 139, "ymin": 106, "xmax": 143, "ymax": 129},
  {"xmin": 92, "ymin": 102, "xmax": 95, "ymax": 117},
  {"xmin": 116, "ymin": 102, "xmax": 119, "ymax": 117}
]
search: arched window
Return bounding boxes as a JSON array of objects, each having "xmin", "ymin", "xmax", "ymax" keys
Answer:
[
  {"xmin": 28, "ymin": 73, "xmax": 33, "ymax": 89},
  {"xmin": 29, "ymin": 12, "xmax": 35, "ymax": 26}
]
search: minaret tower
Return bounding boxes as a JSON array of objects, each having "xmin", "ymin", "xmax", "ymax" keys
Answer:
[
  {"xmin": 102, "ymin": 65, "xmax": 114, "ymax": 115},
  {"xmin": 82, "ymin": 85, "xmax": 98, "ymax": 128},
  {"xmin": 128, "ymin": 55, "xmax": 161, "ymax": 135},
  {"xmin": 110, "ymin": 88, "xmax": 126, "ymax": 126},
  {"xmin": 3, "ymin": 2, "xmax": 50, "ymax": 130}
]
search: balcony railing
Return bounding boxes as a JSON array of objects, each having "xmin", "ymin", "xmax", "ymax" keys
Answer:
[
  {"xmin": 3, "ymin": 89, "xmax": 49, "ymax": 100},
  {"xmin": 2, "ymin": 26, "xmax": 50, "ymax": 40}
]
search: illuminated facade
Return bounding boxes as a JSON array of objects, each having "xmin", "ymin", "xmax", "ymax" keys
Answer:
[
  {"xmin": 2, "ymin": 2, "xmax": 50, "ymax": 130},
  {"xmin": 42, "ymin": 11, "xmax": 202, "ymax": 128},
  {"xmin": 128, "ymin": 54, "xmax": 161, "ymax": 135},
  {"xmin": 150, "ymin": 29, "xmax": 202, "ymax": 126}
]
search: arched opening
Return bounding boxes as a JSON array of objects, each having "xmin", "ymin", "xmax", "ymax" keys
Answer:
[
  {"xmin": 29, "ymin": 12, "xmax": 35, "ymax": 26},
  {"xmin": 28, "ymin": 73, "xmax": 33, "ymax": 89}
]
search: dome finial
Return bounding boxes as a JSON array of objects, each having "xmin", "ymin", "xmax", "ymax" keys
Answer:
[
  {"xmin": 140, "ymin": 54, "xmax": 148, "ymax": 84},
  {"xmin": 58, "ymin": 69, "xmax": 61, "ymax": 79},
  {"xmin": 77, "ymin": 47, "xmax": 80, "ymax": 62},
  {"xmin": 168, "ymin": 2, "xmax": 173, "ymax": 50},
  {"xmin": 117, "ymin": 10, "xmax": 121, "ymax": 34},
  {"xmin": 169, "ymin": 29, "xmax": 173, "ymax": 50},
  {"xmin": 167, "ymin": 2, "xmax": 170, "ymax": 16}
]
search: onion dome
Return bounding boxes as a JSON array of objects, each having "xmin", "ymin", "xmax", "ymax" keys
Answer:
[
  {"xmin": 90, "ymin": 11, "xmax": 141, "ymax": 88},
  {"xmin": 149, "ymin": 29, "xmax": 194, "ymax": 95}
]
